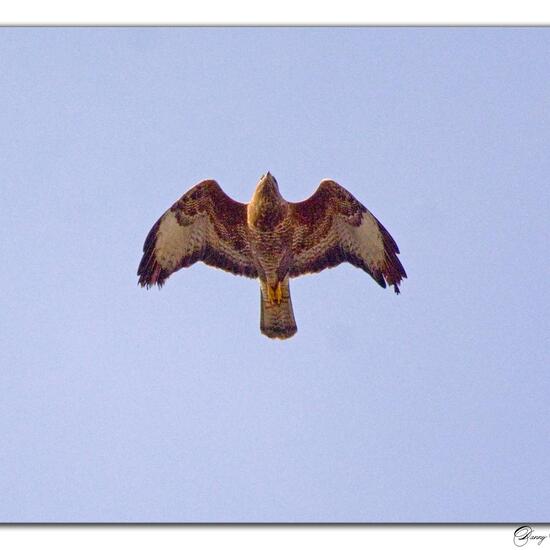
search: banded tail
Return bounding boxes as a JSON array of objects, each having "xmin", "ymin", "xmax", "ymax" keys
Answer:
[{"xmin": 260, "ymin": 277, "xmax": 297, "ymax": 339}]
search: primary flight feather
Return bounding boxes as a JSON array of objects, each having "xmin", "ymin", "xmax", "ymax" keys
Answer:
[{"xmin": 138, "ymin": 173, "xmax": 406, "ymax": 339}]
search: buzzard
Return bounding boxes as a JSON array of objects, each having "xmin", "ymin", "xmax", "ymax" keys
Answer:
[{"xmin": 137, "ymin": 173, "xmax": 406, "ymax": 339}]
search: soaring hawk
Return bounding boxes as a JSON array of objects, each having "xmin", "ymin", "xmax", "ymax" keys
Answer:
[{"xmin": 137, "ymin": 173, "xmax": 406, "ymax": 339}]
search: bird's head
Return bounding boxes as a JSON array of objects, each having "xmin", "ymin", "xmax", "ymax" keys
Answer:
[
  {"xmin": 248, "ymin": 172, "xmax": 286, "ymax": 229},
  {"xmin": 253, "ymin": 172, "xmax": 280, "ymax": 201}
]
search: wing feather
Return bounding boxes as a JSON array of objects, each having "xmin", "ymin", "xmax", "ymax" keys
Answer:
[
  {"xmin": 289, "ymin": 180, "xmax": 406, "ymax": 293},
  {"xmin": 137, "ymin": 180, "xmax": 257, "ymax": 287}
]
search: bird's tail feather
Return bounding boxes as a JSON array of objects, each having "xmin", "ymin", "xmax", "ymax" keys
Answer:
[{"xmin": 260, "ymin": 277, "xmax": 297, "ymax": 339}]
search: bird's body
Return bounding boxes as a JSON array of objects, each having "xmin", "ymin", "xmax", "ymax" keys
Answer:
[
  {"xmin": 246, "ymin": 180, "xmax": 297, "ymax": 337},
  {"xmin": 138, "ymin": 173, "xmax": 406, "ymax": 339}
]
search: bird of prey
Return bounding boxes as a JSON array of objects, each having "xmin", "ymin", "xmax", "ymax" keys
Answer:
[{"xmin": 137, "ymin": 173, "xmax": 406, "ymax": 339}]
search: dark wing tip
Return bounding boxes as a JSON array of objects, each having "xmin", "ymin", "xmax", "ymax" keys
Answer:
[
  {"xmin": 137, "ymin": 256, "xmax": 168, "ymax": 289},
  {"xmin": 137, "ymin": 262, "xmax": 168, "ymax": 289},
  {"xmin": 382, "ymin": 234, "xmax": 407, "ymax": 294},
  {"xmin": 371, "ymin": 219, "xmax": 407, "ymax": 295},
  {"xmin": 137, "ymin": 218, "xmax": 169, "ymax": 289}
]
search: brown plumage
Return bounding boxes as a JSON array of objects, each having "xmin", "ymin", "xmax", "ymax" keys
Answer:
[{"xmin": 137, "ymin": 173, "xmax": 406, "ymax": 339}]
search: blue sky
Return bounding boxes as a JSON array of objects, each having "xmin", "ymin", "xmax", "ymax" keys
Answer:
[{"xmin": 1, "ymin": 27, "xmax": 548, "ymax": 522}]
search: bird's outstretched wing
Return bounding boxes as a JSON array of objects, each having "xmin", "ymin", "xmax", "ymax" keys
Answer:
[
  {"xmin": 138, "ymin": 180, "xmax": 258, "ymax": 287},
  {"xmin": 289, "ymin": 180, "xmax": 407, "ymax": 293}
]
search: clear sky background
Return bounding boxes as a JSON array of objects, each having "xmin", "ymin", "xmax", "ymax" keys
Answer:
[{"xmin": 1, "ymin": 27, "xmax": 548, "ymax": 522}]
